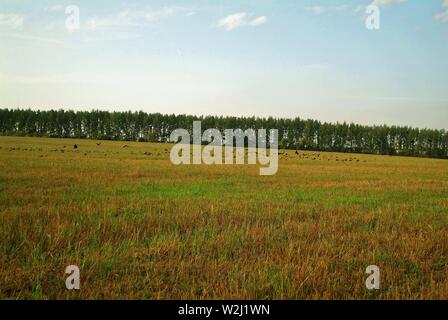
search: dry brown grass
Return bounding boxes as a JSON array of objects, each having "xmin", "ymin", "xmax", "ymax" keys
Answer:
[{"xmin": 0, "ymin": 136, "xmax": 447, "ymax": 299}]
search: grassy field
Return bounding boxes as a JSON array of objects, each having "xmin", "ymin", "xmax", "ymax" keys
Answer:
[{"xmin": 0, "ymin": 136, "xmax": 447, "ymax": 299}]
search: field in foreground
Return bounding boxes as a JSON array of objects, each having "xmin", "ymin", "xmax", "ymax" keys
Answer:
[{"xmin": 0, "ymin": 136, "xmax": 447, "ymax": 299}]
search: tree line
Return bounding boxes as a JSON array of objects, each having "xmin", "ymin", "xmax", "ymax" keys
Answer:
[{"xmin": 0, "ymin": 108, "xmax": 447, "ymax": 159}]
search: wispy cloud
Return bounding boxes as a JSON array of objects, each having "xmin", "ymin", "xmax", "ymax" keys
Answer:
[
  {"xmin": 217, "ymin": 12, "xmax": 247, "ymax": 31},
  {"xmin": 248, "ymin": 15, "xmax": 267, "ymax": 27},
  {"xmin": 44, "ymin": 5, "xmax": 64, "ymax": 13},
  {"xmin": 308, "ymin": 6, "xmax": 327, "ymax": 15},
  {"xmin": 335, "ymin": 5, "xmax": 348, "ymax": 12},
  {"xmin": 371, "ymin": 0, "xmax": 408, "ymax": 6},
  {"xmin": 353, "ymin": 5, "xmax": 365, "ymax": 15},
  {"xmin": 87, "ymin": 7, "xmax": 180, "ymax": 30},
  {"xmin": 0, "ymin": 14, "xmax": 25, "ymax": 30},
  {"xmin": 217, "ymin": 12, "xmax": 267, "ymax": 31},
  {"xmin": 307, "ymin": 5, "xmax": 348, "ymax": 15},
  {"xmin": 0, "ymin": 32, "xmax": 68, "ymax": 46},
  {"xmin": 435, "ymin": 0, "xmax": 448, "ymax": 23},
  {"xmin": 307, "ymin": 1, "xmax": 406, "ymax": 17},
  {"xmin": 435, "ymin": 11, "xmax": 448, "ymax": 22}
]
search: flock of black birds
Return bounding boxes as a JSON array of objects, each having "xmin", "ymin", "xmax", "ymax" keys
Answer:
[
  {"xmin": 1, "ymin": 142, "xmax": 367, "ymax": 162},
  {"xmin": 279, "ymin": 150, "xmax": 367, "ymax": 163}
]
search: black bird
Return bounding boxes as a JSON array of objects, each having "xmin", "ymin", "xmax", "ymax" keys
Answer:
[{"xmin": 73, "ymin": 144, "xmax": 78, "ymax": 149}]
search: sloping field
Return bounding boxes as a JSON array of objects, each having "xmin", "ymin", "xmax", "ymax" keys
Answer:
[{"xmin": 0, "ymin": 136, "xmax": 447, "ymax": 299}]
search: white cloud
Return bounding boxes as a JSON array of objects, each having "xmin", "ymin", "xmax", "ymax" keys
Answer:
[
  {"xmin": 308, "ymin": 5, "xmax": 349, "ymax": 15},
  {"xmin": 435, "ymin": 10, "xmax": 448, "ymax": 22},
  {"xmin": 0, "ymin": 14, "xmax": 24, "ymax": 29},
  {"xmin": 249, "ymin": 16, "xmax": 267, "ymax": 27},
  {"xmin": 351, "ymin": 1, "xmax": 406, "ymax": 17},
  {"xmin": 1, "ymin": 32, "xmax": 67, "ymax": 46},
  {"xmin": 144, "ymin": 7, "xmax": 176, "ymax": 22},
  {"xmin": 308, "ymin": 6, "xmax": 327, "ymax": 15},
  {"xmin": 217, "ymin": 12, "xmax": 267, "ymax": 31},
  {"xmin": 87, "ymin": 7, "xmax": 181, "ymax": 30},
  {"xmin": 217, "ymin": 12, "xmax": 247, "ymax": 31},
  {"xmin": 435, "ymin": 0, "xmax": 448, "ymax": 23},
  {"xmin": 371, "ymin": 0, "xmax": 407, "ymax": 6}
]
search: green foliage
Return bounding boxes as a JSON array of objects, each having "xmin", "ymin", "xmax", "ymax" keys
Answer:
[{"xmin": 0, "ymin": 108, "xmax": 446, "ymax": 158}]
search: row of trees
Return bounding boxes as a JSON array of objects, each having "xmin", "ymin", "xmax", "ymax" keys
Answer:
[{"xmin": 0, "ymin": 108, "xmax": 447, "ymax": 158}]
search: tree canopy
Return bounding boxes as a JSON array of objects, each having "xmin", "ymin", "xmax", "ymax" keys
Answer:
[{"xmin": 0, "ymin": 108, "xmax": 446, "ymax": 159}]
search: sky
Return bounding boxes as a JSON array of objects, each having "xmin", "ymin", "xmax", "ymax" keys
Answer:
[{"xmin": 0, "ymin": 0, "xmax": 447, "ymax": 129}]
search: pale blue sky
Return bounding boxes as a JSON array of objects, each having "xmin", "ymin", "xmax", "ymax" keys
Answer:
[{"xmin": 0, "ymin": 0, "xmax": 447, "ymax": 129}]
